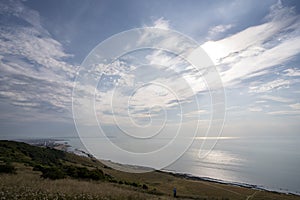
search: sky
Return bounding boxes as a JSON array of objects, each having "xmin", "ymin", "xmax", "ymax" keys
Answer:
[{"xmin": 0, "ymin": 0, "xmax": 300, "ymax": 143}]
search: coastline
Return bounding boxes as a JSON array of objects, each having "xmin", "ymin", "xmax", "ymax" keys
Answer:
[
  {"xmin": 16, "ymin": 137, "xmax": 300, "ymax": 197},
  {"xmin": 161, "ymin": 170, "xmax": 300, "ymax": 197},
  {"xmin": 1, "ymin": 139, "xmax": 300, "ymax": 200}
]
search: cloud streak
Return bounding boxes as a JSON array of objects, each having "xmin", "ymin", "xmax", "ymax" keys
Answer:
[
  {"xmin": 0, "ymin": 0, "xmax": 76, "ymax": 122},
  {"xmin": 201, "ymin": 1, "xmax": 300, "ymax": 86}
]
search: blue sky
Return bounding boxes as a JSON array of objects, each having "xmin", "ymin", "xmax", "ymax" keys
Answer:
[{"xmin": 0, "ymin": 0, "xmax": 300, "ymax": 140}]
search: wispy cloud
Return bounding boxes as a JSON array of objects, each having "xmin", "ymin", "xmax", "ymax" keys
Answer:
[
  {"xmin": 207, "ymin": 24, "xmax": 234, "ymax": 39},
  {"xmin": 0, "ymin": 0, "xmax": 76, "ymax": 122},
  {"xmin": 249, "ymin": 79, "xmax": 290, "ymax": 93},
  {"xmin": 150, "ymin": 17, "xmax": 170, "ymax": 30},
  {"xmin": 197, "ymin": 1, "xmax": 300, "ymax": 118},
  {"xmin": 201, "ymin": 1, "xmax": 300, "ymax": 86},
  {"xmin": 267, "ymin": 110, "xmax": 300, "ymax": 115},
  {"xmin": 91, "ymin": 49, "xmax": 206, "ymax": 125},
  {"xmin": 289, "ymin": 103, "xmax": 300, "ymax": 110},
  {"xmin": 248, "ymin": 107, "xmax": 263, "ymax": 112},
  {"xmin": 284, "ymin": 68, "xmax": 300, "ymax": 77},
  {"xmin": 0, "ymin": 0, "xmax": 48, "ymax": 35},
  {"xmin": 260, "ymin": 95, "xmax": 292, "ymax": 103}
]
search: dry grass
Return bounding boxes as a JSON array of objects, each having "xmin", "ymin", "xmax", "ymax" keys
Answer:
[
  {"xmin": 2, "ymin": 166, "xmax": 296, "ymax": 200},
  {"xmin": 2, "ymin": 169, "xmax": 299, "ymax": 200},
  {"xmin": 0, "ymin": 169, "xmax": 166, "ymax": 200},
  {"xmin": 102, "ymin": 168, "xmax": 300, "ymax": 200}
]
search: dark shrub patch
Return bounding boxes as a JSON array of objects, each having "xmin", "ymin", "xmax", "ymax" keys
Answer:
[
  {"xmin": 40, "ymin": 167, "xmax": 66, "ymax": 180},
  {"xmin": 61, "ymin": 165, "xmax": 106, "ymax": 180},
  {"xmin": 142, "ymin": 184, "xmax": 148, "ymax": 190},
  {"xmin": 0, "ymin": 163, "xmax": 16, "ymax": 174}
]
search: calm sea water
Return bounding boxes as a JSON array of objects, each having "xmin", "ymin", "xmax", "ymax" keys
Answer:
[
  {"xmin": 60, "ymin": 135, "xmax": 300, "ymax": 194},
  {"xmin": 166, "ymin": 135, "xmax": 300, "ymax": 194}
]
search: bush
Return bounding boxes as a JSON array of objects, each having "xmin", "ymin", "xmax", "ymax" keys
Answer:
[
  {"xmin": 131, "ymin": 182, "xmax": 138, "ymax": 187},
  {"xmin": 0, "ymin": 163, "xmax": 16, "ymax": 174},
  {"xmin": 88, "ymin": 169, "xmax": 105, "ymax": 180},
  {"xmin": 142, "ymin": 184, "xmax": 148, "ymax": 190},
  {"xmin": 40, "ymin": 167, "xmax": 66, "ymax": 180},
  {"xmin": 33, "ymin": 164, "xmax": 44, "ymax": 171},
  {"xmin": 62, "ymin": 165, "xmax": 106, "ymax": 180}
]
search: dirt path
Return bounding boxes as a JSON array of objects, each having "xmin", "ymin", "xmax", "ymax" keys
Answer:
[{"xmin": 246, "ymin": 191, "xmax": 259, "ymax": 200}]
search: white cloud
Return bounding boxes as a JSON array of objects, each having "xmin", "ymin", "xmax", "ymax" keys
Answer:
[
  {"xmin": 0, "ymin": 0, "xmax": 76, "ymax": 122},
  {"xmin": 248, "ymin": 107, "xmax": 262, "ymax": 112},
  {"xmin": 255, "ymin": 100, "xmax": 267, "ymax": 104},
  {"xmin": 284, "ymin": 68, "xmax": 300, "ymax": 77},
  {"xmin": 249, "ymin": 79, "xmax": 290, "ymax": 93},
  {"xmin": 87, "ymin": 46, "xmax": 215, "ymax": 126},
  {"xmin": 145, "ymin": 50, "xmax": 208, "ymax": 94},
  {"xmin": 289, "ymin": 103, "xmax": 300, "ymax": 110},
  {"xmin": 260, "ymin": 95, "xmax": 292, "ymax": 103},
  {"xmin": 152, "ymin": 17, "xmax": 170, "ymax": 30},
  {"xmin": 219, "ymin": 35, "xmax": 300, "ymax": 86},
  {"xmin": 201, "ymin": 1, "xmax": 300, "ymax": 87},
  {"xmin": 202, "ymin": 21, "xmax": 281, "ymax": 64},
  {"xmin": 207, "ymin": 24, "xmax": 234, "ymax": 39},
  {"xmin": 0, "ymin": 0, "xmax": 48, "ymax": 34},
  {"xmin": 267, "ymin": 110, "xmax": 300, "ymax": 115}
]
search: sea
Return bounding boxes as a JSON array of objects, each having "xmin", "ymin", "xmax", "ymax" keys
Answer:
[{"xmin": 166, "ymin": 135, "xmax": 300, "ymax": 195}]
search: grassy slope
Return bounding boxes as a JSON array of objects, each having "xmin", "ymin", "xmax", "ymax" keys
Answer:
[{"xmin": 0, "ymin": 140, "xmax": 299, "ymax": 200}]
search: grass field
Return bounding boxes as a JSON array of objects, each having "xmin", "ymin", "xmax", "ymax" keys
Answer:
[{"xmin": 0, "ymin": 140, "xmax": 299, "ymax": 200}]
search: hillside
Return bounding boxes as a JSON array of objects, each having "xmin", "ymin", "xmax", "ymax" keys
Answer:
[{"xmin": 0, "ymin": 140, "xmax": 299, "ymax": 200}]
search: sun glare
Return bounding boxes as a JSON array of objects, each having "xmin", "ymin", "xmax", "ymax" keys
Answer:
[{"xmin": 201, "ymin": 41, "xmax": 228, "ymax": 65}]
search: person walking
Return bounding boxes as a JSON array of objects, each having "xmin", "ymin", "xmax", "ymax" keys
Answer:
[{"xmin": 173, "ymin": 187, "xmax": 177, "ymax": 198}]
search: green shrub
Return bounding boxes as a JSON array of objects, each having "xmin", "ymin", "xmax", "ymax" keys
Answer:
[
  {"xmin": 88, "ymin": 169, "xmax": 105, "ymax": 180},
  {"xmin": 131, "ymin": 182, "xmax": 138, "ymax": 187},
  {"xmin": 0, "ymin": 163, "xmax": 16, "ymax": 174},
  {"xmin": 33, "ymin": 164, "xmax": 45, "ymax": 171},
  {"xmin": 40, "ymin": 167, "xmax": 66, "ymax": 180},
  {"xmin": 62, "ymin": 165, "xmax": 106, "ymax": 180},
  {"xmin": 142, "ymin": 184, "xmax": 148, "ymax": 190}
]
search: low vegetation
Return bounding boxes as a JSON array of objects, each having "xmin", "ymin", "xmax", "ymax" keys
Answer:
[
  {"xmin": 0, "ymin": 140, "xmax": 299, "ymax": 200},
  {"xmin": 0, "ymin": 162, "xmax": 16, "ymax": 174}
]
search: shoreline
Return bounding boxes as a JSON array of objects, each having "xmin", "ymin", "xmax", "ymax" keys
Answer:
[
  {"xmin": 161, "ymin": 170, "xmax": 300, "ymax": 197},
  {"xmin": 86, "ymin": 157, "xmax": 300, "ymax": 197},
  {"xmin": 16, "ymin": 137, "xmax": 300, "ymax": 197}
]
